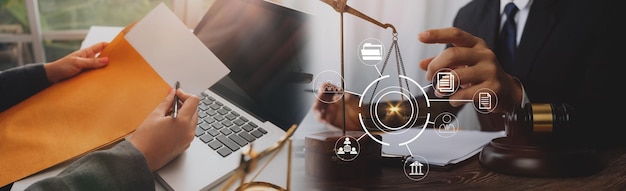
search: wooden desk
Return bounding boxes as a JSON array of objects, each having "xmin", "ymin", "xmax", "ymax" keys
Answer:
[
  {"xmin": 304, "ymin": 147, "xmax": 626, "ymax": 190},
  {"xmin": 3, "ymin": 145, "xmax": 624, "ymax": 191}
]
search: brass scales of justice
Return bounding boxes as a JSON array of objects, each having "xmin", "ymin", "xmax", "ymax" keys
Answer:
[{"xmin": 219, "ymin": 0, "xmax": 406, "ymax": 190}]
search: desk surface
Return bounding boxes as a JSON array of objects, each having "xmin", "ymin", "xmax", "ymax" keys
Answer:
[
  {"xmin": 301, "ymin": 147, "xmax": 626, "ymax": 190},
  {"xmin": 3, "ymin": 107, "xmax": 625, "ymax": 191},
  {"xmin": 3, "ymin": 146, "xmax": 624, "ymax": 191}
]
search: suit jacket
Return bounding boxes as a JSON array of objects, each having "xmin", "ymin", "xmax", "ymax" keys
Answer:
[{"xmin": 453, "ymin": 0, "xmax": 620, "ymax": 146}]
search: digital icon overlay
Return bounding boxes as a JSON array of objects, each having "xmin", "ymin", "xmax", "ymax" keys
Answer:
[
  {"xmin": 334, "ymin": 135, "xmax": 361, "ymax": 161},
  {"xmin": 403, "ymin": 155, "xmax": 429, "ymax": 181},
  {"xmin": 358, "ymin": 38, "xmax": 385, "ymax": 66}
]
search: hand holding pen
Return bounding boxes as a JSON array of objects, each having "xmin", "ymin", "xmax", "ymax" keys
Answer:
[
  {"xmin": 129, "ymin": 82, "xmax": 200, "ymax": 171},
  {"xmin": 173, "ymin": 81, "xmax": 180, "ymax": 119}
]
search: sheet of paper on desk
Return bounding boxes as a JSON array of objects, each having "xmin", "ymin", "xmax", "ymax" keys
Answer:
[{"xmin": 381, "ymin": 129, "xmax": 505, "ymax": 167}]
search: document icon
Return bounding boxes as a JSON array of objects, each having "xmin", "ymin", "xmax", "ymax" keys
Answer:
[
  {"xmin": 361, "ymin": 43, "xmax": 383, "ymax": 60},
  {"xmin": 436, "ymin": 72, "xmax": 454, "ymax": 93},
  {"xmin": 479, "ymin": 92, "xmax": 492, "ymax": 110}
]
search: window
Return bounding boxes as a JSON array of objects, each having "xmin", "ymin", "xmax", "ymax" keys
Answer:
[{"xmin": 0, "ymin": 0, "xmax": 214, "ymax": 70}]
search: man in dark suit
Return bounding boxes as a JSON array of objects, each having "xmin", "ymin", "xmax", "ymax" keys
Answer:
[
  {"xmin": 314, "ymin": 0, "xmax": 620, "ymax": 146},
  {"xmin": 418, "ymin": 0, "xmax": 619, "ymax": 146}
]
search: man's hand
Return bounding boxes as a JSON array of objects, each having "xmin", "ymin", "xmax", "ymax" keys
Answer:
[
  {"xmin": 418, "ymin": 27, "xmax": 523, "ymax": 113},
  {"xmin": 44, "ymin": 41, "xmax": 109, "ymax": 83},
  {"xmin": 312, "ymin": 82, "xmax": 363, "ymax": 131}
]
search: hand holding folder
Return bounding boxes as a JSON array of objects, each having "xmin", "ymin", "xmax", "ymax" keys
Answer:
[
  {"xmin": 0, "ymin": 23, "xmax": 169, "ymax": 186},
  {"xmin": 0, "ymin": 3, "xmax": 229, "ymax": 186}
]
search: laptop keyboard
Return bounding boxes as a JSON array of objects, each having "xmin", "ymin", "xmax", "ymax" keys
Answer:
[{"xmin": 195, "ymin": 92, "xmax": 267, "ymax": 157}]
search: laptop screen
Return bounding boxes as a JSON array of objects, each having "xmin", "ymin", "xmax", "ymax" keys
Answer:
[{"xmin": 194, "ymin": 0, "xmax": 314, "ymax": 131}]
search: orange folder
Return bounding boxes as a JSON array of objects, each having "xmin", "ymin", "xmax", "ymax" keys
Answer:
[{"xmin": 0, "ymin": 24, "xmax": 169, "ymax": 186}]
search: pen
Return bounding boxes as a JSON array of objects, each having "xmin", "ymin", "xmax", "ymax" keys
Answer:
[{"xmin": 173, "ymin": 81, "xmax": 180, "ymax": 119}]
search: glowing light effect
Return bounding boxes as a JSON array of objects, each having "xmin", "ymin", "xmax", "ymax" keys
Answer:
[
  {"xmin": 386, "ymin": 102, "xmax": 403, "ymax": 115},
  {"xmin": 389, "ymin": 106, "xmax": 400, "ymax": 113}
]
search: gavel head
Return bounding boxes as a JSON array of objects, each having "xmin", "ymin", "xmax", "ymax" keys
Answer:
[{"xmin": 504, "ymin": 103, "xmax": 575, "ymax": 145}]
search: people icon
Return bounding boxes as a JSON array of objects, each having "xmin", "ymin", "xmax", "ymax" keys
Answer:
[
  {"xmin": 321, "ymin": 81, "xmax": 342, "ymax": 93},
  {"xmin": 334, "ymin": 135, "xmax": 360, "ymax": 161},
  {"xmin": 437, "ymin": 114, "xmax": 456, "ymax": 133},
  {"xmin": 337, "ymin": 147, "xmax": 345, "ymax": 154},
  {"xmin": 338, "ymin": 137, "xmax": 356, "ymax": 155},
  {"xmin": 343, "ymin": 137, "xmax": 351, "ymax": 145},
  {"xmin": 324, "ymin": 82, "xmax": 334, "ymax": 91},
  {"xmin": 350, "ymin": 147, "xmax": 358, "ymax": 154},
  {"xmin": 336, "ymin": 141, "xmax": 352, "ymax": 155},
  {"xmin": 342, "ymin": 144, "xmax": 352, "ymax": 155}
]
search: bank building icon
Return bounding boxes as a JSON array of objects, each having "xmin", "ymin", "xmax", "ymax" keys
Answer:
[{"xmin": 409, "ymin": 161, "xmax": 425, "ymax": 176}]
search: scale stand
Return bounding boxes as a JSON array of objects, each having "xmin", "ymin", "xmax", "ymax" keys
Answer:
[{"xmin": 304, "ymin": 0, "xmax": 406, "ymax": 180}]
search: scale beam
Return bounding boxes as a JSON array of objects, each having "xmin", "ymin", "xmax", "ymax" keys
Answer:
[{"xmin": 319, "ymin": 0, "xmax": 397, "ymax": 34}]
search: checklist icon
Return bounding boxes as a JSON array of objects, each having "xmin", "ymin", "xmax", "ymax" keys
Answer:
[{"xmin": 479, "ymin": 92, "xmax": 492, "ymax": 110}]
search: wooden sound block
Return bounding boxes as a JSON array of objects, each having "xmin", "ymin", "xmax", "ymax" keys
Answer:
[
  {"xmin": 304, "ymin": 130, "xmax": 382, "ymax": 180},
  {"xmin": 479, "ymin": 137, "xmax": 603, "ymax": 177}
]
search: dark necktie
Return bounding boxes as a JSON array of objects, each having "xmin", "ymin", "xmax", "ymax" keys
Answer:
[{"xmin": 497, "ymin": 2, "xmax": 519, "ymax": 72}]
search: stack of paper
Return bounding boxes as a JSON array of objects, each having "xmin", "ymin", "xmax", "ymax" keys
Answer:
[{"xmin": 381, "ymin": 128, "xmax": 505, "ymax": 167}]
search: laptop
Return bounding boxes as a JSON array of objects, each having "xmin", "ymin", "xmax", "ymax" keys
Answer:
[{"xmin": 155, "ymin": 0, "xmax": 313, "ymax": 190}]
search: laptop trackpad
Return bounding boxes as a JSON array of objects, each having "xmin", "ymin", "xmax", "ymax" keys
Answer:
[{"xmin": 156, "ymin": 139, "xmax": 239, "ymax": 191}]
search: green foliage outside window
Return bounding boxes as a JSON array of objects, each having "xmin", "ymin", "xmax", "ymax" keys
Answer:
[{"xmin": 2, "ymin": 0, "xmax": 173, "ymax": 64}]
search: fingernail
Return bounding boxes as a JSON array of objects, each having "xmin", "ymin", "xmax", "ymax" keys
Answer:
[
  {"xmin": 99, "ymin": 57, "xmax": 109, "ymax": 64},
  {"xmin": 419, "ymin": 31, "xmax": 429, "ymax": 39}
]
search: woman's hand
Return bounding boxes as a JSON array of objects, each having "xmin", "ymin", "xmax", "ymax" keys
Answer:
[
  {"xmin": 44, "ymin": 41, "xmax": 109, "ymax": 83},
  {"xmin": 130, "ymin": 88, "xmax": 200, "ymax": 172}
]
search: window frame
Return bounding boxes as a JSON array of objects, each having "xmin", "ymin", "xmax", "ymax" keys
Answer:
[{"xmin": 0, "ymin": 0, "xmax": 194, "ymax": 64}]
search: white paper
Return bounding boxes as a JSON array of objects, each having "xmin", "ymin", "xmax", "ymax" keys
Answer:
[
  {"xmin": 12, "ymin": 4, "xmax": 230, "ymax": 189},
  {"xmin": 125, "ymin": 3, "xmax": 230, "ymax": 95},
  {"xmin": 382, "ymin": 128, "xmax": 505, "ymax": 166},
  {"xmin": 80, "ymin": 26, "xmax": 123, "ymax": 49}
]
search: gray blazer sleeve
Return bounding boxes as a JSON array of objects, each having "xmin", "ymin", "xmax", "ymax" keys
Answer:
[
  {"xmin": 25, "ymin": 140, "xmax": 155, "ymax": 191},
  {"xmin": 0, "ymin": 63, "xmax": 52, "ymax": 112}
]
